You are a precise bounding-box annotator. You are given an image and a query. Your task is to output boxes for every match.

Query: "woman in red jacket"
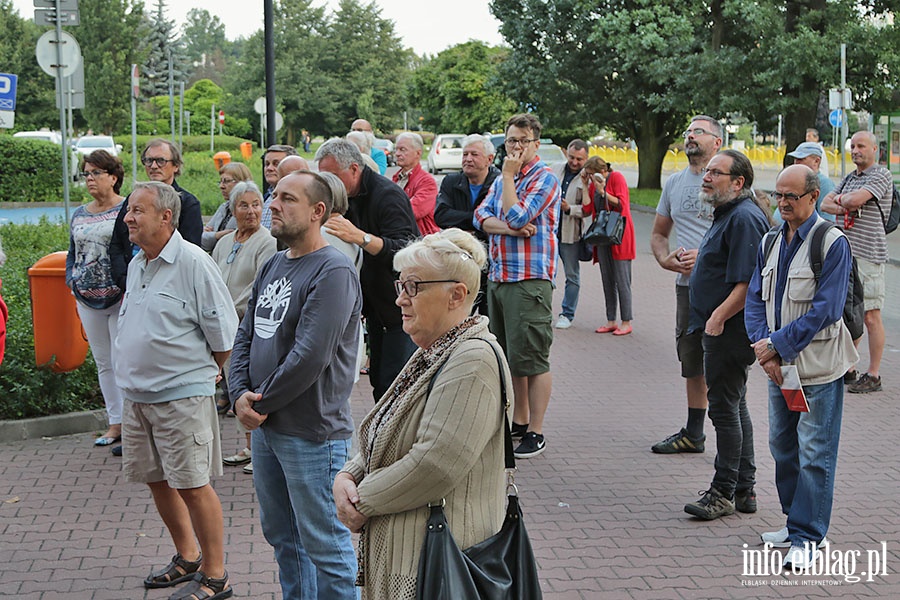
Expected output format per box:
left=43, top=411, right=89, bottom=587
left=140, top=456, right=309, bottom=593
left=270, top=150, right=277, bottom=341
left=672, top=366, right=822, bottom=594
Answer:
left=581, top=157, right=636, bottom=335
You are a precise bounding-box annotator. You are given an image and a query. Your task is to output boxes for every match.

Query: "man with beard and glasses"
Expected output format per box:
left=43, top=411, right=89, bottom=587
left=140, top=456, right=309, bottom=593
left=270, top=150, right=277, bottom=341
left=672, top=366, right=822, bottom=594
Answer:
left=683, top=149, right=770, bottom=521
left=649, top=116, right=722, bottom=455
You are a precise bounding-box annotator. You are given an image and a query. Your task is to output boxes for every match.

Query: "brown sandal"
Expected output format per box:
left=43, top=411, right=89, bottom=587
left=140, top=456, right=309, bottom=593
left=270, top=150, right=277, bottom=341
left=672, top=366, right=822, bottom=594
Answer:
left=144, top=553, right=202, bottom=588
left=168, top=571, right=233, bottom=600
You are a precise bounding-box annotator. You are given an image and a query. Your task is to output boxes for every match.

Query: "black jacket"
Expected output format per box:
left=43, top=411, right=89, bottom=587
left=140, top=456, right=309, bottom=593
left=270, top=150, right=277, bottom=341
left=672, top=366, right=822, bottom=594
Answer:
left=434, top=167, right=499, bottom=242
left=346, top=166, right=420, bottom=328
left=109, top=180, right=204, bottom=290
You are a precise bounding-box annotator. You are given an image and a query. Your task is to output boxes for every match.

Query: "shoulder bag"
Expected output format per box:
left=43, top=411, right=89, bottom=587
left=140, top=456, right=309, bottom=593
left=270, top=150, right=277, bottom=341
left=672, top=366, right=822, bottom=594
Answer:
left=582, top=186, right=625, bottom=247
left=416, top=340, right=543, bottom=600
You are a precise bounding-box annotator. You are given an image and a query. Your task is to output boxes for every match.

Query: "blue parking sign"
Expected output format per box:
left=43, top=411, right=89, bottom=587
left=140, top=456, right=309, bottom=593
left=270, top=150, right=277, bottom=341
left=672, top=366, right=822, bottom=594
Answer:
left=0, top=73, right=17, bottom=111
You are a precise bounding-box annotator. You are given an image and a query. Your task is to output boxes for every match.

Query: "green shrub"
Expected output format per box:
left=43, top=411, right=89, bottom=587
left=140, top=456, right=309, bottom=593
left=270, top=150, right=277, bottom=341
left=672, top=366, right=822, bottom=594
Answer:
left=0, top=219, right=102, bottom=420
left=0, top=136, right=66, bottom=202
left=114, top=134, right=256, bottom=155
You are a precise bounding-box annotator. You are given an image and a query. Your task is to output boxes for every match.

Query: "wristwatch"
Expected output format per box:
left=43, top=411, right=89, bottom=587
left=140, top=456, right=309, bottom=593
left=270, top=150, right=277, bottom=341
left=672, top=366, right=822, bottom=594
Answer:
left=766, top=339, right=776, bottom=354
left=359, top=233, right=372, bottom=249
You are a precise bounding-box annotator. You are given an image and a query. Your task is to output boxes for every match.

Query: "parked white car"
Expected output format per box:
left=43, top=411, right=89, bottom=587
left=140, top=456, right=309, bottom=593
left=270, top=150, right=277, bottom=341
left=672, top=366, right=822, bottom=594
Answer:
left=427, top=134, right=465, bottom=173
left=13, top=130, right=63, bottom=145
left=74, top=135, right=122, bottom=157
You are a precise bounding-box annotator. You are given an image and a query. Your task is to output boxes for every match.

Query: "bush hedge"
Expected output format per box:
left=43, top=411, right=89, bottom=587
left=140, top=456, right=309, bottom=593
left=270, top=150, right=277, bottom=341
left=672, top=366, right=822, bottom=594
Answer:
left=0, top=136, right=67, bottom=203
left=0, top=219, right=102, bottom=420
left=114, top=134, right=255, bottom=155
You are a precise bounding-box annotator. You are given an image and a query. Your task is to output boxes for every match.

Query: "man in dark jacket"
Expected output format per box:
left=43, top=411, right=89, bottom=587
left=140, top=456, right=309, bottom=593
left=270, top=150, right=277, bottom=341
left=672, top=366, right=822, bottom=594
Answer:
left=109, top=139, right=204, bottom=290
left=318, top=139, right=420, bottom=400
left=435, top=133, right=498, bottom=315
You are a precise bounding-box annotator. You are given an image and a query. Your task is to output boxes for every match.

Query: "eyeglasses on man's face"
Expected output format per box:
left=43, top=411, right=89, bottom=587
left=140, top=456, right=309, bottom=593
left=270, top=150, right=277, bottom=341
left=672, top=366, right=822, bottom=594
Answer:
left=701, top=167, right=733, bottom=178
left=81, top=169, right=107, bottom=179
left=142, top=156, right=174, bottom=167
left=504, top=137, right=539, bottom=148
left=773, top=191, right=811, bottom=203
left=219, top=178, right=237, bottom=186
left=394, top=279, right=460, bottom=298
left=683, top=127, right=716, bottom=138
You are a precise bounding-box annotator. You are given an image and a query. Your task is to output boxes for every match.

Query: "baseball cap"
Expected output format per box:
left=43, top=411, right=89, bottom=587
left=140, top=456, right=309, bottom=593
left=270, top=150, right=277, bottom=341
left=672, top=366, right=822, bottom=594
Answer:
left=787, top=142, right=824, bottom=159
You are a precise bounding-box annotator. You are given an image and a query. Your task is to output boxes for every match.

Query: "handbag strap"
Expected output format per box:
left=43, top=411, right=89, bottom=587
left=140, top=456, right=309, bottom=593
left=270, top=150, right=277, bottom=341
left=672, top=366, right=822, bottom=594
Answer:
left=425, top=337, right=515, bottom=470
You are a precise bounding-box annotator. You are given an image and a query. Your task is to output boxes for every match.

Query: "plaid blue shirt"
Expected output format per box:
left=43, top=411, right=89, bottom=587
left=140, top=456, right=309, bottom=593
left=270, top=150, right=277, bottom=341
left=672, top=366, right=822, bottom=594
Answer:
left=474, top=157, right=560, bottom=283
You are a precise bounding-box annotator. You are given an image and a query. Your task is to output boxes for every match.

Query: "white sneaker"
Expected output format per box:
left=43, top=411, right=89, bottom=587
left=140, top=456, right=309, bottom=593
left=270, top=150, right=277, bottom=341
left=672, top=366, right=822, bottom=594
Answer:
left=760, top=526, right=791, bottom=548
left=783, top=544, right=822, bottom=570
left=555, top=315, right=572, bottom=329
left=243, top=462, right=253, bottom=474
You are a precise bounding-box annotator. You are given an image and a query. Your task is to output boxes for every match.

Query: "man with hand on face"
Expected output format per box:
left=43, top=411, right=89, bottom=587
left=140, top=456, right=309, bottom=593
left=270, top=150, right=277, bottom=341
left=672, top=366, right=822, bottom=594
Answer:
left=745, top=164, right=856, bottom=570
left=683, top=150, right=770, bottom=521
left=474, top=113, right=560, bottom=459
left=229, top=170, right=361, bottom=599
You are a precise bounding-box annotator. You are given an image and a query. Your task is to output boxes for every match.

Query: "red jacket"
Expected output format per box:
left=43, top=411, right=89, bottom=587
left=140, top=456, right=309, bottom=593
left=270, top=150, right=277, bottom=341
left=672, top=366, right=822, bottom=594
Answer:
left=393, top=163, right=440, bottom=235
left=583, top=170, right=635, bottom=261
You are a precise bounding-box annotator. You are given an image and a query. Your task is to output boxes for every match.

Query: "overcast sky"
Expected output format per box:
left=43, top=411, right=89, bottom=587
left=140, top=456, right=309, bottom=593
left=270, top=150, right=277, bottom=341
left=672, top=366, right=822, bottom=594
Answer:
left=12, top=0, right=505, bottom=56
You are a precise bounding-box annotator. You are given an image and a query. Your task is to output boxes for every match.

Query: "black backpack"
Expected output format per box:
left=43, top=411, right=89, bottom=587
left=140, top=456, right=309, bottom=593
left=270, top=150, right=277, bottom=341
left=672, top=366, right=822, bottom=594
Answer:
left=870, top=184, right=900, bottom=235
left=762, top=221, right=865, bottom=340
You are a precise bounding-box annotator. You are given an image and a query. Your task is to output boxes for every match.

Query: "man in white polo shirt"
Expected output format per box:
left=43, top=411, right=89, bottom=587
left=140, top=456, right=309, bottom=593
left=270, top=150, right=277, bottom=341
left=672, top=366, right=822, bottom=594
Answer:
left=115, top=181, right=239, bottom=600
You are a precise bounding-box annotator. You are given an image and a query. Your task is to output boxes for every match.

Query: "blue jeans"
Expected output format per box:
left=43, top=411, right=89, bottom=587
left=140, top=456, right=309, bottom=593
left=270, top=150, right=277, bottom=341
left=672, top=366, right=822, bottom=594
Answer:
left=703, top=319, right=756, bottom=497
left=252, top=428, right=358, bottom=600
left=768, top=378, right=843, bottom=545
left=557, top=242, right=581, bottom=320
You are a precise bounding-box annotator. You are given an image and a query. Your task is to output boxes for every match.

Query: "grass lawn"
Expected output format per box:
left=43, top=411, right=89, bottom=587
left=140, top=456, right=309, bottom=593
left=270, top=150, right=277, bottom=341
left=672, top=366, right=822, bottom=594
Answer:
left=629, top=188, right=661, bottom=210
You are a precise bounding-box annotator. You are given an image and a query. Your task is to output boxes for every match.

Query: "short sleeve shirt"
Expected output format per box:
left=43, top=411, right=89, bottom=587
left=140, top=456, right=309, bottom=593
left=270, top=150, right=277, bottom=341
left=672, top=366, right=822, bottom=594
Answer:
left=656, top=168, right=712, bottom=286
left=835, top=164, right=892, bottom=264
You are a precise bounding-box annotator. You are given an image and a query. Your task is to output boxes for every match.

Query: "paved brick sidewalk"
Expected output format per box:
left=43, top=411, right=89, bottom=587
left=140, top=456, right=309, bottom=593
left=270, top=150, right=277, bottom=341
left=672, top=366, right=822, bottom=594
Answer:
left=2, top=210, right=898, bottom=599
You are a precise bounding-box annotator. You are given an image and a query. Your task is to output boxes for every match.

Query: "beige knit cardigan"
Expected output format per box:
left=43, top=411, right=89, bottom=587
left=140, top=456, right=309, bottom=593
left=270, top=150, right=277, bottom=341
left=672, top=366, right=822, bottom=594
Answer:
left=341, top=321, right=510, bottom=600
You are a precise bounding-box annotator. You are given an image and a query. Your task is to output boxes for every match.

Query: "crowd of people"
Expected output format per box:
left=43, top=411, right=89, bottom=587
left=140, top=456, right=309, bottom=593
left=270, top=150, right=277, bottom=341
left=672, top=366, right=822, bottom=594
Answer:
left=59, top=111, right=894, bottom=597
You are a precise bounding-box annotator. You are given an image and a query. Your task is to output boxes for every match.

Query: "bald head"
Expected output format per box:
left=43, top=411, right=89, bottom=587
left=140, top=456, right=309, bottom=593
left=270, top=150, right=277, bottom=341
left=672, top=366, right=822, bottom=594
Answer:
left=350, top=119, right=373, bottom=133
left=775, top=164, right=818, bottom=228
left=276, top=155, right=310, bottom=180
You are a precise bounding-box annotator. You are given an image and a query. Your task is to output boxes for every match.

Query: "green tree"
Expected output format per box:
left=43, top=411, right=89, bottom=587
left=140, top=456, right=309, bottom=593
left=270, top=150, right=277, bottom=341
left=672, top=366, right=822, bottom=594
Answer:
left=0, top=1, right=56, bottom=131
left=141, top=0, right=188, bottom=98
left=182, top=8, right=230, bottom=86
left=77, top=0, right=145, bottom=134
left=408, top=41, right=516, bottom=134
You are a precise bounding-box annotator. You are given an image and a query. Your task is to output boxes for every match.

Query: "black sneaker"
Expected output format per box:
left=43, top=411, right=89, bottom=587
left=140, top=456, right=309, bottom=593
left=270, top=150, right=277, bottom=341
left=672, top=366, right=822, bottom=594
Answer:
left=511, top=422, right=529, bottom=439
left=514, top=432, right=545, bottom=459
left=735, top=487, right=757, bottom=513
left=651, top=428, right=705, bottom=454
left=848, top=373, right=882, bottom=394
left=843, top=369, right=858, bottom=384
left=684, top=487, right=735, bottom=520
left=111, top=445, right=123, bottom=457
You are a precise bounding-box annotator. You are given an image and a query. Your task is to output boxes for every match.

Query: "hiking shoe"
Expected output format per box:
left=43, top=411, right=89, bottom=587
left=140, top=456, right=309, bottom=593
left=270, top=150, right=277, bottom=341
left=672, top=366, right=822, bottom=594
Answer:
left=843, top=369, right=858, bottom=384
left=849, top=373, right=882, bottom=393
left=511, top=422, right=529, bottom=439
left=684, top=487, right=735, bottom=520
left=735, top=487, right=757, bottom=513
left=651, top=428, right=705, bottom=454
left=514, top=432, right=546, bottom=458
left=760, top=526, right=791, bottom=548
left=555, top=315, right=573, bottom=329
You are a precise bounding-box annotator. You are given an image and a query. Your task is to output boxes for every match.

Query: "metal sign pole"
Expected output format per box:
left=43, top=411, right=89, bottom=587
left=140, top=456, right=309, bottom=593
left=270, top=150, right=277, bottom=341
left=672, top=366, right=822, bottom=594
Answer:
left=210, top=103, right=215, bottom=152
left=840, top=43, right=848, bottom=179
left=179, top=81, right=184, bottom=149
left=131, top=64, right=138, bottom=185
left=54, top=0, right=70, bottom=223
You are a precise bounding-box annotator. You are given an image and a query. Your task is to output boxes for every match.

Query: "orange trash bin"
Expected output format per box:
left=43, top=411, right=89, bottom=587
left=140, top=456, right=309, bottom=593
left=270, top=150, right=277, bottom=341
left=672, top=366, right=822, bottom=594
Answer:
left=240, top=142, right=253, bottom=161
left=28, top=251, right=89, bottom=372
left=213, top=151, right=232, bottom=170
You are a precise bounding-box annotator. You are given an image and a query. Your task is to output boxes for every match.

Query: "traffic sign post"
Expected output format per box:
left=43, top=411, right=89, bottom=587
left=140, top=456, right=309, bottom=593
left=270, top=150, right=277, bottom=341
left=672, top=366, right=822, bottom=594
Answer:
left=131, top=64, right=139, bottom=184
left=829, top=109, right=843, bottom=129
left=0, top=73, right=17, bottom=129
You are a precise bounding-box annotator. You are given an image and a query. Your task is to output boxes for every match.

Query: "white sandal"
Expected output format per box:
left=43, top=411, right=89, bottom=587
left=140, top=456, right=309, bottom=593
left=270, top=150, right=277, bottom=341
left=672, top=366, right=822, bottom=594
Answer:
left=223, top=448, right=251, bottom=466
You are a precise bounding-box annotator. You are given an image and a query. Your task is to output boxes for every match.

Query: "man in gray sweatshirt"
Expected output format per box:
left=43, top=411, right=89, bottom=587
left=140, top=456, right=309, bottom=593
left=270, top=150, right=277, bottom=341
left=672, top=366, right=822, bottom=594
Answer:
left=229, top=170, right=362, bottom=599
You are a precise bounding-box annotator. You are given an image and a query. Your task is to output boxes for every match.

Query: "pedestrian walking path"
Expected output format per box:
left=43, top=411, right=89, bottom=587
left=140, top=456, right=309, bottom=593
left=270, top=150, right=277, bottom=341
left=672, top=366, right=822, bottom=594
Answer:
left=1, top=211, right=898, bottom=598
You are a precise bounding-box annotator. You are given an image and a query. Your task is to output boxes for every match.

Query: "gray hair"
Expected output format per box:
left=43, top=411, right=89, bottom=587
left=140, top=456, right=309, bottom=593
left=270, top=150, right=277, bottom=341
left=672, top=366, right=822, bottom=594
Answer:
left=229, top=180, right=264, bottom=214
left=315, top=138, right=365, bottom=170
left=567, top=139, right=589, bottom=152
left=318, top=171, right=349, bottom=215
left=394, top=228, right=488, bottom=307
left=396, top=132, right=424, bottom=153
left=691, top=115, right=723, bottom=138
left=132, top=181, right=181, bottom=229
left=462, top=134, right=494, bottom=156
left=346, top=130, right=373, bottom=154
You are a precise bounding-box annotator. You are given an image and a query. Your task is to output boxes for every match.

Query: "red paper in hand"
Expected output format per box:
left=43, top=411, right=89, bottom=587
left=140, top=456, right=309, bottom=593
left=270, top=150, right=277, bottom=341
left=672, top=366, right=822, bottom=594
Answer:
left=780, top=365, right=809, bottom=412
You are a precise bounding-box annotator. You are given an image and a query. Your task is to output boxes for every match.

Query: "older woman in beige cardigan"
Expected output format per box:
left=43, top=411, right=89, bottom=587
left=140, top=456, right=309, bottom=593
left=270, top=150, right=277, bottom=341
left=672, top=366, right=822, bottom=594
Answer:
left=333, top=228, right=510, bottom=600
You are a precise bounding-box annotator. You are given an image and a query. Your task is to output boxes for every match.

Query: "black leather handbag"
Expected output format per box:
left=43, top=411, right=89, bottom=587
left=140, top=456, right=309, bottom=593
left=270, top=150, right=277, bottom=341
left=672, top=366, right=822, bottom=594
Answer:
left=583, top=190, right=625, bottom=247
left=416, top=341, right=542, bottom=600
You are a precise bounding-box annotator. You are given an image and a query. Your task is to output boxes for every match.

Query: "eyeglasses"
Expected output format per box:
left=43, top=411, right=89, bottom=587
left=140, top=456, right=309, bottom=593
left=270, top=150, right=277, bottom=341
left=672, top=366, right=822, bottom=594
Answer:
left=394, top=279, right=460, bottom=298
left=219, top=178, right=237, bottom=186
left=142, top=157, right=174, bottom=167
left=80, top=169, right=107, bottom=179
left=504, top=138, right=539, bottom=148
left=226, top=241, right=243, bottom=264
left=683, top=127, right=716, bottom=138
left=701, top=168, right=733, bottom=178
left=773, top=191, right=811, bottom=203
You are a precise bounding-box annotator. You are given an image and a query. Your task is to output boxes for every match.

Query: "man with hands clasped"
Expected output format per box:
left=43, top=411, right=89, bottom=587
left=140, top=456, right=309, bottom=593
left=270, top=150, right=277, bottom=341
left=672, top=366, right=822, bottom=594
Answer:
left=745, top=164, right=857, bottom=570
